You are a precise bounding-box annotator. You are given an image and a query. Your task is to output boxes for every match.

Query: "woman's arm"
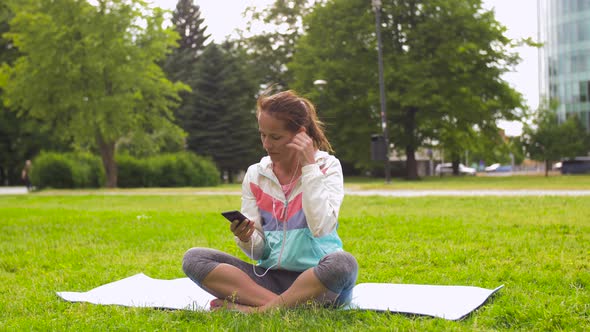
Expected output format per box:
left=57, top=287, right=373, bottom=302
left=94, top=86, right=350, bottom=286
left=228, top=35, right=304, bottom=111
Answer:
left=236, top=166, right=267, bottom=259
left=300, top=155, right=344, bottom=237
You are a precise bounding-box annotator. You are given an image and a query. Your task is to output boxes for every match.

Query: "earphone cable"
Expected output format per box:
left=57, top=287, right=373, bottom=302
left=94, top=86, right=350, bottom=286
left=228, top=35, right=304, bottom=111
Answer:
left=252, top=158, right=300, bottom=278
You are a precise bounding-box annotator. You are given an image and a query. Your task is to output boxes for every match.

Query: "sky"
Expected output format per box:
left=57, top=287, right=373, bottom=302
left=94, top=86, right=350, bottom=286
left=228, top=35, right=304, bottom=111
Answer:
left=150, top=0, right=540, bottom=136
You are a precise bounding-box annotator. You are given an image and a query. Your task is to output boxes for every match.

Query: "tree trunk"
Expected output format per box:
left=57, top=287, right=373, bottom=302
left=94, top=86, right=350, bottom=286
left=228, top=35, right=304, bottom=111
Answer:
left=545, top=160, right=550, bottom=177
left=452, top=156, right=460, bottom=176
left=404, top=107, right=419, bottom=180
left=97, top=136, right=117, bottom=188
left=406, top=145, right=418, bottom=180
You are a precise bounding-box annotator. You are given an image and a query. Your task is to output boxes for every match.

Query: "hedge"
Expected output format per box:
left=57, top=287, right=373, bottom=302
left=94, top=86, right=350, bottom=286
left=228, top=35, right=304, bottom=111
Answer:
left=116, top=152, right=220, bottom=188
left=30, top=152, right=220, bottom=189
left=30, top=152, right=105, bottom=189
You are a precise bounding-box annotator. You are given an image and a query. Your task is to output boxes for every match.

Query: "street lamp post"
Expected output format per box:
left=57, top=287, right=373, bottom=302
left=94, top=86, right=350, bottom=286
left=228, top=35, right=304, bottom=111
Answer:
left=372, top=0, right=391, bottom=183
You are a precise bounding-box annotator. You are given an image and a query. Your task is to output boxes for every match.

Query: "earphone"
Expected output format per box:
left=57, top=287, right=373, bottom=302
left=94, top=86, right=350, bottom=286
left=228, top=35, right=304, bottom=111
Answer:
left=252, top=158, right=300, bottom=278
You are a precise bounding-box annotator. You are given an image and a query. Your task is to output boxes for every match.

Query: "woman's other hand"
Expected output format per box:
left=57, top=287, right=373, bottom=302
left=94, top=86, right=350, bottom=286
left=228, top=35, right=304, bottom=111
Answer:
left=287, top=131, right=315, bottom=166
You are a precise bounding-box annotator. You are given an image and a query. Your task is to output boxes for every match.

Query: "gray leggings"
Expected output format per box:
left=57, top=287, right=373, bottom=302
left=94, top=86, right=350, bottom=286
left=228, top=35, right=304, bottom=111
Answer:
left=182, top=248, right=358, bottom=307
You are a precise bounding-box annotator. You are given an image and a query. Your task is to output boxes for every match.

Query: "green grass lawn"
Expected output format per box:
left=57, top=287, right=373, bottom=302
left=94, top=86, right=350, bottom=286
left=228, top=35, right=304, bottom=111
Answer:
left=33, top=174, right=590, bottom=196
left=345, top=173, right=590, bottom=190
left=1, top=193, right=589, bottom=330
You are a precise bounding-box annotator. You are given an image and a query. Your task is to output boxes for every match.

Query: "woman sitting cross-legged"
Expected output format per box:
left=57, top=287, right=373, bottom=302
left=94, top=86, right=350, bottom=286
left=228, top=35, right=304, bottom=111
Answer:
left=182, top=89, right=358, bottom=313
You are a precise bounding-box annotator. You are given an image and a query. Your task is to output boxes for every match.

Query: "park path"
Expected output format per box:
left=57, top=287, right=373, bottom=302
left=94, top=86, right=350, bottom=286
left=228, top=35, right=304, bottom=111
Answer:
left=0, top=187, right=28, bottom=195
left=344, top=189, right=590, bottom=197
left=1, top=186, right=590, bottom=196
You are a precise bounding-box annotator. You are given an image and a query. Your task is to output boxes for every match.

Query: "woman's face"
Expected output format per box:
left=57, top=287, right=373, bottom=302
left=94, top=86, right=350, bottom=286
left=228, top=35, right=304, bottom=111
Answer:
left=258, top=111, right=297, bottom=163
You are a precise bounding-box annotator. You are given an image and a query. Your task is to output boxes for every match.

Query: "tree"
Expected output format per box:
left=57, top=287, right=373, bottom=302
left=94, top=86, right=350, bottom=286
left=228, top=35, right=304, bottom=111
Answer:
left=238, top=0, right=317, bottom=89
left=116, top=120, right=186, bottom=158
left=162, top=0, right=210, bottom=125
left=184, top=43, right=261, bottom=182
left=290, top=0, right=525, bottom=179
left=0, top=1, right=15, bottom=66
left=169, top=0, right=209, bottom=57
left=407, top=1, right=526, bottom=177
left=0, top=1, right=21, bottom=185
left=522, top=100, right=590, bottom=176
left=0, top=0, right=188, bottom=187
left=0, top=1, right=63, bottom=185
left=468, top=131, right=523, bottom=169
left=290, top=0, right=378, bottom=173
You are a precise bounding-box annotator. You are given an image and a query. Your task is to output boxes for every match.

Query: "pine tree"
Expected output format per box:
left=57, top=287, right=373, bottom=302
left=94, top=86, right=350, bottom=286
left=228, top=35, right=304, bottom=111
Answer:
left=186, top=43, right=260, bottom=182
left=172, top=0, right=209, bottom=54
left=163, top=0, right=210, bottom=125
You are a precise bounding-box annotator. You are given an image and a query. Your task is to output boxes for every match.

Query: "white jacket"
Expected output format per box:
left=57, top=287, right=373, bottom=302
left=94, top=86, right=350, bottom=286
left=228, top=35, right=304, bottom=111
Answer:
left=237, top=151, right=345, bottom=271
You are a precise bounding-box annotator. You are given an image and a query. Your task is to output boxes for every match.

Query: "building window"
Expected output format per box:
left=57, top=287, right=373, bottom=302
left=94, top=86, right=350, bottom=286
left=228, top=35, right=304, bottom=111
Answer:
left=579, top=20, right=590, bottom=42
left=550, top=83, right=559, bottom=100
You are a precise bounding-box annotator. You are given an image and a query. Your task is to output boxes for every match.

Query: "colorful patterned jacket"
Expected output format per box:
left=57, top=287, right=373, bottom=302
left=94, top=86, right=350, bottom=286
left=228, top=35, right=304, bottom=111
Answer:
left=237, top=151, right=344, bottom=271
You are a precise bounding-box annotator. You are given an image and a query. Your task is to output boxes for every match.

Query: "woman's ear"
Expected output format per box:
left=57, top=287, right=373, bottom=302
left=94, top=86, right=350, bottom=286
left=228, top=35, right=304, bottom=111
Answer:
left=298, top=126, right=306, bottom=133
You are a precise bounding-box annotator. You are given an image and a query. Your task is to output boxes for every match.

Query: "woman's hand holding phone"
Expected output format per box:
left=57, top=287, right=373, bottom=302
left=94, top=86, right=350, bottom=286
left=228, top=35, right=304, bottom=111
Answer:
left=231, top=218, right=254, bottom=242
left=221, top=210, right=254, bottom=242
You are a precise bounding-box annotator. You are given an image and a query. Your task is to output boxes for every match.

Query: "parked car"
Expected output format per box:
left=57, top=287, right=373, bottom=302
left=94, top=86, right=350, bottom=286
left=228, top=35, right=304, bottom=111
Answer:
left=484, top=163, right=500, bottom=172
left=561, top=157, right=590, bottom=174
left=435, top=163, right=476, bottom=176
left=485, top=164, right=512, bottom=173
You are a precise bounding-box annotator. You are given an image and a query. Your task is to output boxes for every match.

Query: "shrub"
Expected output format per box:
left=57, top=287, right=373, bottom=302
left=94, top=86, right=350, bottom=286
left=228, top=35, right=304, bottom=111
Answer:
left=116, top=154, right=154, bottom=188
left=188, top=153, right=221, bottom=187
left=72, top=152, right=106, bottom=188
left=30, top=152, right=104, bottom=189
left=116, top=152, right=220, bottom=188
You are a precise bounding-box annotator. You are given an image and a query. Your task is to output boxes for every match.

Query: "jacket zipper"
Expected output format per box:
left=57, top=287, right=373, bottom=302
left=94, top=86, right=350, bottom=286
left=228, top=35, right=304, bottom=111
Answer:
left=276, top=199, right=288, bottom=269
left=262, top=165, right=297, bottom=270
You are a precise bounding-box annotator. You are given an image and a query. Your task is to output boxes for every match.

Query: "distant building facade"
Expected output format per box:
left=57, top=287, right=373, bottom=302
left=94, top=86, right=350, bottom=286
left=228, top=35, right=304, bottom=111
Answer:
left=539, top=0, right=590, bottom=131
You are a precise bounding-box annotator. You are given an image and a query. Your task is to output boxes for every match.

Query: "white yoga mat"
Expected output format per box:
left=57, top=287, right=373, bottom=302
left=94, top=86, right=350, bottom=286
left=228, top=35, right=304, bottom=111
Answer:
left=57, top=273, right=503, bottom=320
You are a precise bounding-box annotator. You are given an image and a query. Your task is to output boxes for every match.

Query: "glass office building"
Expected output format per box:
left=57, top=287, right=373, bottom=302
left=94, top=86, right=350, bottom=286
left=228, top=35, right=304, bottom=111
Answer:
left=539, top=0, right=590, bottom=131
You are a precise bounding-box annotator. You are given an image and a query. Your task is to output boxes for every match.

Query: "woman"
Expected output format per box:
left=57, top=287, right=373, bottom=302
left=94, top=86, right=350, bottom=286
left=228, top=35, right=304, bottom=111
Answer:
left=21, top=160, right=32, bottom=192
left=183, top=90, right=358, bottom=313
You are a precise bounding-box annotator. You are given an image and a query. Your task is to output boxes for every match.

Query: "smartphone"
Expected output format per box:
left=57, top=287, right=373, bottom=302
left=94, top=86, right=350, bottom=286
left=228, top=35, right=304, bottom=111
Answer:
left=221, top=210, right=248, bottom=227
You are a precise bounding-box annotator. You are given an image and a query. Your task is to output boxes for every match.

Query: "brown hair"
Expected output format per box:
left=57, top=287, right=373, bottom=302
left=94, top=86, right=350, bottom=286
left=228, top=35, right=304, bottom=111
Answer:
left=256, top=90, right=333, bottom=153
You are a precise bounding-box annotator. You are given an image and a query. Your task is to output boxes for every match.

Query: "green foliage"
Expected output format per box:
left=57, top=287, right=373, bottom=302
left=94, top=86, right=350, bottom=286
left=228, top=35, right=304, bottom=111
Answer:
left=30, top=152, right=105, bottom=189
left=0, top=0, right=189, bottom=187
left=116, top=121, right=186, bottom=158
left=0, top=2, right=47, bottom=185
left=522, top=100, right=590, bottom=169
left=0, top=1, right=17, bottom=65
left=116, top=152, right=220, bottom=188
left=162, top=2, right=260, bottom=183
left=185, top=43, right=261, bottom=182
left=239, top=0, right=313, bottom=89
left=0, top=106, right=66, bottom=185
left=162, top=0, right=210, bottom=128
left=290, top=0, right=377, bottom=172
left=403, top=0, right=525, bottom=162
left=169, top=0, right=210, bottom=58
left=116, top=154, right=151, bottom=187
left=30, top=153, right=73, bottom=189
left=290, top=0, right=526, bottom=178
